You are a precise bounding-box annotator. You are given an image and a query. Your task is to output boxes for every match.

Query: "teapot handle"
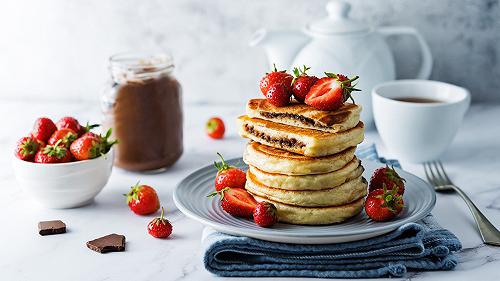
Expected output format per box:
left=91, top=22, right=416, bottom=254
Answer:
left=378, top=26, right=433, bottom=80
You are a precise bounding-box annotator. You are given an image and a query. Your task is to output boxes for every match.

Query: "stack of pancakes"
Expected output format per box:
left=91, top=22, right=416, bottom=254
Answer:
left=237, top=98, right=366, bottom=225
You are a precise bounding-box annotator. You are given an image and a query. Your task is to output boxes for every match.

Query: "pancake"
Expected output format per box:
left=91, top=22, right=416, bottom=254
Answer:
left=243, top=141, right=356, bottom=175
left=237, top=115, right=364, bottom=157
left=246, top=98, right=361, bottom=133
left=246, top=174, right=368, bottom=207
left=252, top=194, right=365, bottom=225
left=248, top=158, right=364, bottom=190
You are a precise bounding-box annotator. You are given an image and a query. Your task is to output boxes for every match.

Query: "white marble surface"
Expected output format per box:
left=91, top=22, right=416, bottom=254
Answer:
left=0, top=100, right=499, bottom=281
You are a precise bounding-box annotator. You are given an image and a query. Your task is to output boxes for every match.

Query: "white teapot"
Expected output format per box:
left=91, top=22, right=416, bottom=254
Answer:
left=250, top=0, right=432, bottom=127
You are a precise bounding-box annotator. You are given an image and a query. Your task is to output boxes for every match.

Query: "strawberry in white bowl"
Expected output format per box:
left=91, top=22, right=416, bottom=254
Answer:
left=12, top=116, right=117, bottom=208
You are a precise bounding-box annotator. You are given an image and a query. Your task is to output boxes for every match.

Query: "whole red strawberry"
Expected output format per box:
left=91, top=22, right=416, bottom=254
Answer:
left=126, top=182, right=160, bottom=215
left=70, top=135, right=102, bottom=160
left=259, top=64, right=293, bottom=96
left=291, top=65, right=319, bottom=103
left=15, top=136, right=39, bottom=161
left=208, top=187, right=257, bottom=218
left=266, top=83, right=291, bottom=107
left=253, top=201, right=278, bottom=227
left=364, top=185, right=404, bottom=222
left=56, top=117, right=84, bottom=136
left=305, top=73, right=360, bottom=111
left=48, top=128, right=78, bottom=148
left=148, top=207, right=173, bottom=238
left=369, top=165, right=405, bottom=195
left=81, top=131, right=99, bottom=139
left=214, top=153, right=246, bottom=191
left=31, top=117, right=57, bottom=142
left=34, top=140, right=72, bottom=163
left=206, top=117, right=225, bottom=139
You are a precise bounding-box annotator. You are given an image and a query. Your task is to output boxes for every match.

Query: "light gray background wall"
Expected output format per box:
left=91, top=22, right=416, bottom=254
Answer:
left=1, top=0, right=499, bottom=104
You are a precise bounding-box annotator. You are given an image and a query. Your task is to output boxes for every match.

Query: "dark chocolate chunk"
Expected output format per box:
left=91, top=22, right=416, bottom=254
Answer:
left=86, top=234, right=126, bottom=253
left=38, top=220, right=66, bottom=236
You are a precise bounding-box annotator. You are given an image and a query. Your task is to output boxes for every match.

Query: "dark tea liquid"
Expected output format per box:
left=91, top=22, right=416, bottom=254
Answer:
left=393, top=97, right=443, bottom=103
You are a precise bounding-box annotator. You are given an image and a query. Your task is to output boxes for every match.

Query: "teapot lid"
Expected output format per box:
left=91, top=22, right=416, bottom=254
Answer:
left=306, top=0, right=368, bottom=35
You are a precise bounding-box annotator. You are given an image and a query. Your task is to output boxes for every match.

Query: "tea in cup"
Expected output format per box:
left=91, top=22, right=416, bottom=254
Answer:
left=372, top=80, right=470, bottom=163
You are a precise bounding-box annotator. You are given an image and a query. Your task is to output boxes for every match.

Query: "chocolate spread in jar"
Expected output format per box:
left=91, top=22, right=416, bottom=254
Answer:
left=103, top=53, right=183, bottom=171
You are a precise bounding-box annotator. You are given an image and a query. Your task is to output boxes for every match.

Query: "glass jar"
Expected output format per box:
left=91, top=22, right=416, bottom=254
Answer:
left=101, top=52, right=183, bottom=172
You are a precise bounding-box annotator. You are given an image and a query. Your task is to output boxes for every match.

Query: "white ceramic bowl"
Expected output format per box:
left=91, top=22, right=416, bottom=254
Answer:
left=12, top=148, right=114, bottom=208
left=372, top=80, right=470, bottom=163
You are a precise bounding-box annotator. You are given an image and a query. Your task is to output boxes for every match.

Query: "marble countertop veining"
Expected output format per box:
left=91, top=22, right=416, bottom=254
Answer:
left=0, top=100, right=499, bottom=281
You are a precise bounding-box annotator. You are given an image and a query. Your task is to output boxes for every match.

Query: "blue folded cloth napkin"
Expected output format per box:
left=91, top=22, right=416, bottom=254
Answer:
left=202, top=144, right=462, bottom=278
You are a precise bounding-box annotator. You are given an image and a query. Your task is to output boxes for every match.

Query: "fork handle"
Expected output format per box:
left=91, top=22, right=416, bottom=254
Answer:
left=451, top=185, right=500, bottom=246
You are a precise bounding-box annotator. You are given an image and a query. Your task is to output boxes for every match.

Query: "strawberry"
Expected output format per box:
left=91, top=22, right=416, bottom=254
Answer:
left=369, top=165, right=406, bottom=195
left=208, top=187, right=257, bottom=218
left=34, top=140, right=72, bottom=163
left=56, top=117, right=83, bottom=136
left=15, top=136, right=39, bottom=161
left=69, top=128, right=117, bottom=161
left=31, top=117, right=57, bottom=142
left=125, top=182, right=160, bottom=215
left=259, top=64, right=293, bottom=96
left=80, top=122, right=100, bottom=137
left=291, top=65, right=319, bottom=103
left=253, top=201, right=278, bottom=227
left=214, top=153, right=246, bottom=191
left=305, top=73, right=360, bottom=111
left=148, top=207, right=173, bottom=238
left=364, top=185, right=404, bottom=222
left=206, top=117, right=225, bottom=139
left=81, top=132, right=99, bottom=138
left=266, top=83, right=291, bottom=107
left=48, top=128, right=77, bottom=148
left=69, top=135, right=102, bottom=160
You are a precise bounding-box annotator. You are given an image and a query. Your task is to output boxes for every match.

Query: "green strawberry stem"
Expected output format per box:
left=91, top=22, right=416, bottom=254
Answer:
left=207, top=187, right=229, bottom=200
left=20, top=138, right=37, bottom=157
left=100, top=128, right=118, bottom=154
left=43, top=139, right=67, bottom=159
left=125, top=181, right=141, bottom=203
left=84, top=122, right=100, bottom=133
left=160, top=206, right=165, bottom=220
left=214, top=152, right=231, bottom=172
left=385, top=164, right=406, bottom=183
left=292, top=65, right=311, bottom=85
left=378, top=183, right=404, bottom=213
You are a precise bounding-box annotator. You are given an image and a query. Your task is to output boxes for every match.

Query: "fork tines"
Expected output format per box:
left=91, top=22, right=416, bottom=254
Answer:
left=423, top=161, right=454, bottom=187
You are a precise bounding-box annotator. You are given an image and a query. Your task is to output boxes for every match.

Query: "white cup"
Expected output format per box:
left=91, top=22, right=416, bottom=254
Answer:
left=372, top=80, right=470, bottom=163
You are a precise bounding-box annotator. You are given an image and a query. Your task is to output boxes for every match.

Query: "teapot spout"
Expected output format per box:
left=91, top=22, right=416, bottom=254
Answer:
left=250, top=28, right=310, bottom=71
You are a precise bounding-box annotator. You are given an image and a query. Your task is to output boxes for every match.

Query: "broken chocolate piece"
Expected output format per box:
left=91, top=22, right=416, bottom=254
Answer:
left=38, top=220, right=66, bottom=236
left=86, top=233, right=126, bottom=253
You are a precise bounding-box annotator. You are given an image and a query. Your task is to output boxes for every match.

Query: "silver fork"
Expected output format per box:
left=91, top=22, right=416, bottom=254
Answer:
left=423, top=160, right=500, bottom=246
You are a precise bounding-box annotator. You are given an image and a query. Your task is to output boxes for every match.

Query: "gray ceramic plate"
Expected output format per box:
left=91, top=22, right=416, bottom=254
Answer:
left=173, top=158, right=436, bottom=244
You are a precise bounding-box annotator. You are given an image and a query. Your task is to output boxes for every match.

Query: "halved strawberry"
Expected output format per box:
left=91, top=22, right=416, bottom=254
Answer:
left=208, top=187, right=257, bottom=218
left=305, top=73, right=360, bottom=111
